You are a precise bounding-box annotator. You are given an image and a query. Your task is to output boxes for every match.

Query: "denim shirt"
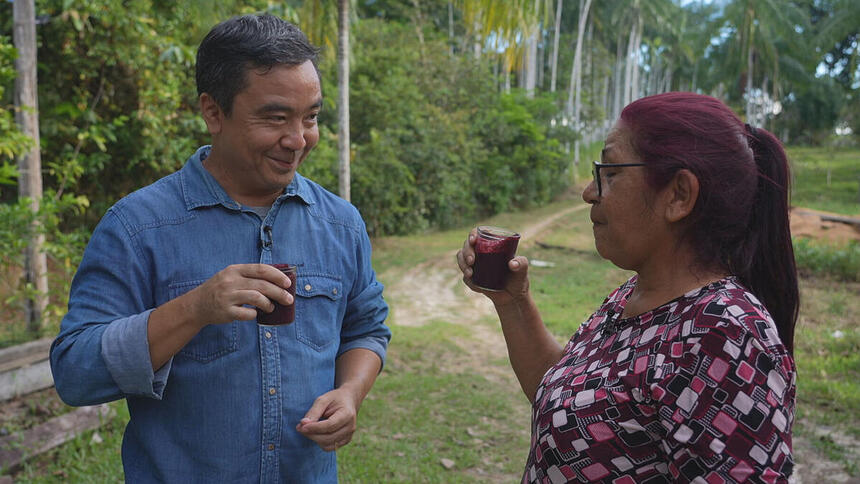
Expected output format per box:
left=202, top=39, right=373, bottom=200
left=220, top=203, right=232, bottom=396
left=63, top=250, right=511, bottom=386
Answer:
left=50, top=146, right=391, bottom=483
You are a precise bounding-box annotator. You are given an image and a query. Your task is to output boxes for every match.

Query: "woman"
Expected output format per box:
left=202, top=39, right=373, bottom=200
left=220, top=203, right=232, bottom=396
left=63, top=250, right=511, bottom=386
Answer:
left=457, top=92, right=797, bottom=483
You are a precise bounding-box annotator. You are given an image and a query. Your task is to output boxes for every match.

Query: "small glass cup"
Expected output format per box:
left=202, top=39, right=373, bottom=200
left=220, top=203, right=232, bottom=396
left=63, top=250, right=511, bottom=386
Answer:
left=257, top=264, right=297, bottom=325
left=471, top=226, right=520, bottom=291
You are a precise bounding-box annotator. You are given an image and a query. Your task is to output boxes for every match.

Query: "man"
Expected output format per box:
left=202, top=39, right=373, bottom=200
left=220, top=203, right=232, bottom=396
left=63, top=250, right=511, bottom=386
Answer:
left=50, top=14, right=390, bottom=483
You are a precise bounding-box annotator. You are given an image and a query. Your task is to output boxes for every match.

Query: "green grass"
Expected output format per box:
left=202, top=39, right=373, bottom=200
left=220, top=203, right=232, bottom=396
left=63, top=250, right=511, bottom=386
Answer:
left=793, top=238, right=860, bottom=281
left=339, top=323, right=530, bottom=483
left=787, top=146, right=860, bottom=215
left=5, top=145, right=859, bottom=481
left=11, top=402, right=128, bottom=482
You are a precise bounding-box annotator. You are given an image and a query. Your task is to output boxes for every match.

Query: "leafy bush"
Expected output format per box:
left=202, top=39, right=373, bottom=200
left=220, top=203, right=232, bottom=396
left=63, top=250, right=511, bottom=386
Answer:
left=793, top=237, right=860, bottom=282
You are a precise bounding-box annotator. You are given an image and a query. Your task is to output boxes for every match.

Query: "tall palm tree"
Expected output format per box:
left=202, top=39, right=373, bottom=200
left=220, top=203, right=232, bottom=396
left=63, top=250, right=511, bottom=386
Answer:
left=568, top=0, right=593, bottom=166
left=718, top=0, right=808, bottom=125
left=457, top=0, right=549, bottom=93
left=549, top=0, right=563, bottom=92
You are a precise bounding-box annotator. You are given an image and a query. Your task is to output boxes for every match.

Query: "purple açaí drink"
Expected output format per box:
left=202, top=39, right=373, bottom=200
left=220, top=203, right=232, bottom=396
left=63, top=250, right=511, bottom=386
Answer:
left=257, top=264, right=297, bottom=325
left=471, top=226, right=520, bottom=291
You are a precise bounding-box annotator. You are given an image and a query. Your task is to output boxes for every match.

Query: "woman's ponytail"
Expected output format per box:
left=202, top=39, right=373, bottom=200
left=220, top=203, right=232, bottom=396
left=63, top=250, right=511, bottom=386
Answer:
left=740, top=124, right=799, bottom=354
left=621, top=93, right=799, bottom=354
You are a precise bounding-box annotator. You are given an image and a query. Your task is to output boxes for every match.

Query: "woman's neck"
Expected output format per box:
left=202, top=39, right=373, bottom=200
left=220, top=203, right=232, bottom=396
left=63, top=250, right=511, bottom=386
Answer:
left=622, top=245, right=728, bottom=319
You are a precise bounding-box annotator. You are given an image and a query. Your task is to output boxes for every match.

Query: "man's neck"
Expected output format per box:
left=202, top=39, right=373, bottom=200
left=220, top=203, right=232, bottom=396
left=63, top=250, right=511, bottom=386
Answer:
left=201, top=151, right=285, bottom=207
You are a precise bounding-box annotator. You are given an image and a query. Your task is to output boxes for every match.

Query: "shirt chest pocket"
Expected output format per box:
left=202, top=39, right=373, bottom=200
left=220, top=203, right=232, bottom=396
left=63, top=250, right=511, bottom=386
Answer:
left=294, top=273, right=343, bottom=351
left=168, top=280, right=239, bottom=362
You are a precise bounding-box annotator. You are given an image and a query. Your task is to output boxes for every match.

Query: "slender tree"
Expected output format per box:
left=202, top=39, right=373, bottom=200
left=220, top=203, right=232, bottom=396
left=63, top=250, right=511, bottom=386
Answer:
left=549, top=0, right=563, bottom=92
left=568, top=0, right=593, bottom=166
left=13, top=0, right=48, bottom=333
left=337, top=0, right=350, bottom=200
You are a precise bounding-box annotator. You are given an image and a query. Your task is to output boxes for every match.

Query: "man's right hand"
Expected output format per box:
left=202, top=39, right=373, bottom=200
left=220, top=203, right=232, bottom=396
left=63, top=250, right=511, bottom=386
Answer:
left=147, top=264, right=293, bottom=370
left=186, top=264, right=294, bottom=327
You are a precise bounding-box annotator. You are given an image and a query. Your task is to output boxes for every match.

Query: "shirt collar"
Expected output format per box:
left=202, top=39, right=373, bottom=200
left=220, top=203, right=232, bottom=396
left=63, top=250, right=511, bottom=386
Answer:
left=180, top=145, right=316, bottom=211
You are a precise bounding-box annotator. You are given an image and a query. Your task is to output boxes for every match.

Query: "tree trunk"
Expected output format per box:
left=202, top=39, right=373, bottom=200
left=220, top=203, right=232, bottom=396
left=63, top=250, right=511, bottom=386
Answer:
left=745, top=44, right=754, bottom=125
left=628, top=13, right=642, bottom=102
left=505, top=58, right=512, bottom=93
left=612, top=31, right=624, bottom=120
left=448, top=1, right=454, bottom=56
left=550, top=0, right=563, bottom=92
left=337, top=0, right=350, bottom=201
left=623, top=17, right=636, bottom=107
left=524, top=31, right=538, bottom=97
left=572, top=0, right=593, bottom=166
left=473, top=20, right=482, bottom=58
left=14, top=0, right=48, bottom=333
left=525, top=0, right=542, bottom=97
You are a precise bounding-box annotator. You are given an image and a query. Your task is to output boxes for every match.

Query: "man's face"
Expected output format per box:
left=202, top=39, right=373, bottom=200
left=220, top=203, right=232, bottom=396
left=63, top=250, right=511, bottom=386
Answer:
left=204, top=60, right=322, bottom=204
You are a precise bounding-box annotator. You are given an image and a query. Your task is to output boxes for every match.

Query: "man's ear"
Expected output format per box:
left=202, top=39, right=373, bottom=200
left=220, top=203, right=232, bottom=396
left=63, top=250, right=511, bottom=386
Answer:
left=199, top=93, right=223, bottom=135
left=665, top=169, right=699, bottom=223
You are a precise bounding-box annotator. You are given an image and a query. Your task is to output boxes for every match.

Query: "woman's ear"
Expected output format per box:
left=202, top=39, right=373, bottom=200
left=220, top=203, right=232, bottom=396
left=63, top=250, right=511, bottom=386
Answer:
left=199, top=93, right=223, bottom=135
left=664, top=169, right=699, bottom=223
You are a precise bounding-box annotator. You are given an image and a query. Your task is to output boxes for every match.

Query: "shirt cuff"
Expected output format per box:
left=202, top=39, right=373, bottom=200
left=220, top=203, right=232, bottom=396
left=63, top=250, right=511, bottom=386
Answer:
left=338, top=335, right=389, bottom=371
left=101, top=309, right=172, bottom=399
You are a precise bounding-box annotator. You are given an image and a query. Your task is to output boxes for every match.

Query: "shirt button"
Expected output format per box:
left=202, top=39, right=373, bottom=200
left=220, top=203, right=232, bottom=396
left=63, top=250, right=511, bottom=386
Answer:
left=265, top=331, right=272, bottom=339
left=269, top=388, right=276, bottom=395
left=332, top=288, right=338, bottom=295
left=304, top=284, right=312, bottom=291
left=268, top=444, right=275, bottom=451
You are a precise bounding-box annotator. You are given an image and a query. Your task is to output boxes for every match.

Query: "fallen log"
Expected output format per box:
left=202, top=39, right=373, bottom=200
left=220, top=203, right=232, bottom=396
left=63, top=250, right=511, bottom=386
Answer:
left=0, top=404, right=113, bottom=473
left=0, top=338, right=54, bottom=402
left=793, top=209, right=860, bottom=228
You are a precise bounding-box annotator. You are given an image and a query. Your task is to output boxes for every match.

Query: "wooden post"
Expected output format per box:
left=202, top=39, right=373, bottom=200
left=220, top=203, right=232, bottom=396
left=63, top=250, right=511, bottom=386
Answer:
left=13, top=0, right=48, bottom=332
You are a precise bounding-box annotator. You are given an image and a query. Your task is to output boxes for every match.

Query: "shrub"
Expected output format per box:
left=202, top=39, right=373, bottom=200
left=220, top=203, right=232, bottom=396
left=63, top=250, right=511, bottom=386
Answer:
left=793, top=237, right=860, bottom=282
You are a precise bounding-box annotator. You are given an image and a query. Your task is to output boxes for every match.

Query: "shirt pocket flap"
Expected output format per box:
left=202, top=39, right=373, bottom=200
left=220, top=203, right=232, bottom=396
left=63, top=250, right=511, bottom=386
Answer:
left=295, top=274, right=343, bottom=302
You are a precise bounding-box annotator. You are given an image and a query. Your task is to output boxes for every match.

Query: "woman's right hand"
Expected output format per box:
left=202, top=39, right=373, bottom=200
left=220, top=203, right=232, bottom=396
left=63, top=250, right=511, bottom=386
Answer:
left=456, top=227, right=530, bottom=307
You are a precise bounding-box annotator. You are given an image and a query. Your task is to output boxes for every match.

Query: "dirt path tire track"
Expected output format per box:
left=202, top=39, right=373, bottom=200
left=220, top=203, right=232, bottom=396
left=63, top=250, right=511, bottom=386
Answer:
left=384, top=203, right=591, bottom=387
left=385, top=202, right=590, bottom=330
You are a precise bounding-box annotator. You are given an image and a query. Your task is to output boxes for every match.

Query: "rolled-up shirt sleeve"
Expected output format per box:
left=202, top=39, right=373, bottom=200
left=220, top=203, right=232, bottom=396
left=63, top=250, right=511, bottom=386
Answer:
left=50, top=209, right=168, bottom=406
left=337, top=219, right=391, bottom=366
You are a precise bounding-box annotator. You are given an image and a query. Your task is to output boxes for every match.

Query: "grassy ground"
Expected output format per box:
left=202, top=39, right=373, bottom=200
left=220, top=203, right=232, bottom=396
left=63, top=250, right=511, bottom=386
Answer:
left=787, top=146, right=860, bottom=216
left=4, top=145, right=859, bottom=482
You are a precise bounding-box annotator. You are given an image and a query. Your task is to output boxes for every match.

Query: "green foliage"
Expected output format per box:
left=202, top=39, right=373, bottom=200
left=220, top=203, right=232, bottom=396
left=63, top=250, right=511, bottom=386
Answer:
left=29, top=0, right=207, bottom=220
left=0, top=191, right=89, bottom=342
left=793, top=238, right=860, bottom=282
left=308, top=19, right=569, bottom=235
left=0, top=35, right=31, bottom=179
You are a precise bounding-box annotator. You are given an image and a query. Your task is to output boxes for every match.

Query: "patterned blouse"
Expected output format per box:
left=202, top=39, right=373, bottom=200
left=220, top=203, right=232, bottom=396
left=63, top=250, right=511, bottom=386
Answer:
left=524, top=276, right=795, bottom=483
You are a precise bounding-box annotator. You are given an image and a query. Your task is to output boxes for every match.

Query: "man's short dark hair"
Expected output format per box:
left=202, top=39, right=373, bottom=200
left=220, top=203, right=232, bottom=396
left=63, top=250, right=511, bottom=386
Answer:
left=196, top=14, right=320, bottom=116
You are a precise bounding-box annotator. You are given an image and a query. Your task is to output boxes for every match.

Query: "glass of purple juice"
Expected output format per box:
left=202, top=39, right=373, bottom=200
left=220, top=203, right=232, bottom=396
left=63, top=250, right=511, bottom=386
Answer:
left=471, top=226, right=520, bottom=291
left=257, top=263, right=297, bottom=325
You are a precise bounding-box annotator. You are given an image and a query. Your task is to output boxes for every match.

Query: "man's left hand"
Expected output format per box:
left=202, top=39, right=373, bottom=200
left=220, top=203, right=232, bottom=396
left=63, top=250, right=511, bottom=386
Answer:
left=296, top=387, right=359, bottom=452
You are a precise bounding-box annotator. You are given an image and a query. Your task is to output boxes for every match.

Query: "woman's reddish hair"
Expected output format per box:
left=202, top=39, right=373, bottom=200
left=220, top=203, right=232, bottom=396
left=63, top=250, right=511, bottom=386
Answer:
left=621, top=92, right=798, bottom=353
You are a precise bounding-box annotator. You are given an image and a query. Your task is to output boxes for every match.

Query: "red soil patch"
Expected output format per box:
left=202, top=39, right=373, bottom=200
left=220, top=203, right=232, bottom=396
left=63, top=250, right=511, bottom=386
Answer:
left=790, top=207, right=860, bottom=244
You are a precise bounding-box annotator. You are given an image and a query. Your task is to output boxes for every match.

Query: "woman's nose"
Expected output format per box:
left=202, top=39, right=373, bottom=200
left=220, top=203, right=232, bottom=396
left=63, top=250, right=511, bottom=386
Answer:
left=582, top=179, right=599, bottom=204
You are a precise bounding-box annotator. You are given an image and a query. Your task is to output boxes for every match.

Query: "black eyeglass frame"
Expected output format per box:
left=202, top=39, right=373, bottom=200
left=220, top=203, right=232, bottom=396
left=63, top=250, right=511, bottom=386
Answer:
left=592, top=161, right=647, bottom=197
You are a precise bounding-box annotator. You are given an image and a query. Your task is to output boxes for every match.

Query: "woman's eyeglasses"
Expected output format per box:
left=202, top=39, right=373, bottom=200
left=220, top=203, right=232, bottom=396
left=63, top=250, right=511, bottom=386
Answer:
left=592, top=161, right=646, bottom=197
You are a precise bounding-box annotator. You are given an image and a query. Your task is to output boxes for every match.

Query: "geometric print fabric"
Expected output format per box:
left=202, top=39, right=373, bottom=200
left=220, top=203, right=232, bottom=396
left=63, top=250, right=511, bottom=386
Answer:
left=523, top=276, right=796, bottom=483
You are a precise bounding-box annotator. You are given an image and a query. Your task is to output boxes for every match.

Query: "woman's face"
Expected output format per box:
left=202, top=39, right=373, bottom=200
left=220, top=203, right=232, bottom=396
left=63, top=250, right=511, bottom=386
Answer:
left=581, top=122, right=675, bottom=272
